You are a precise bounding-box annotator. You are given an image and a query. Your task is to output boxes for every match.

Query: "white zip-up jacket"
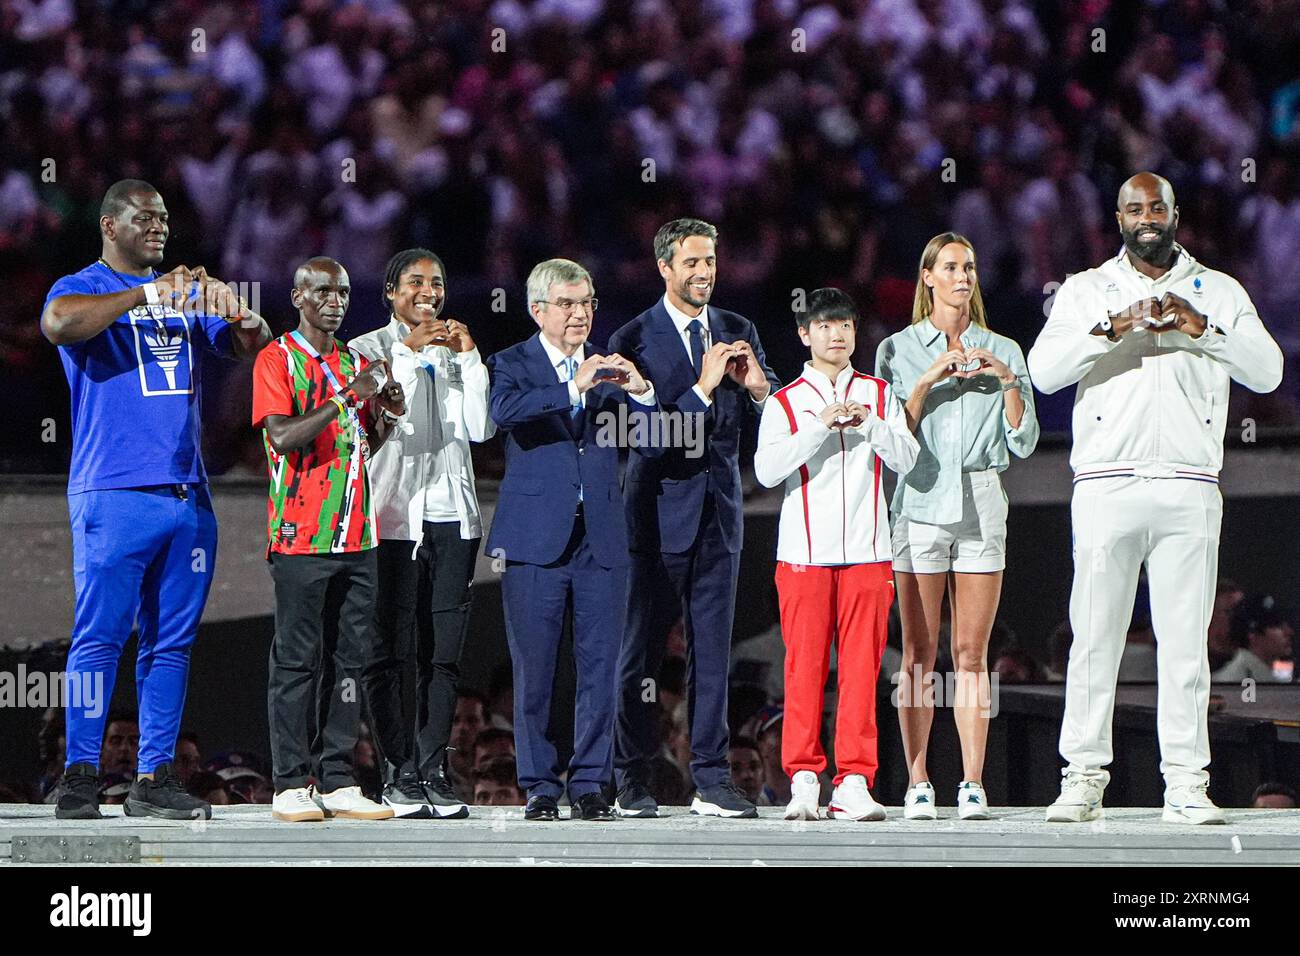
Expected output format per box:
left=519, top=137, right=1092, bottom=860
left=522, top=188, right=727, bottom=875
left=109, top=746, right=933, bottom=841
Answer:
left=1028, top=245, right=1283, bottom=482
left=351, top=317, right=496, bottom=551
left=755, top=363, right=918, bottom=565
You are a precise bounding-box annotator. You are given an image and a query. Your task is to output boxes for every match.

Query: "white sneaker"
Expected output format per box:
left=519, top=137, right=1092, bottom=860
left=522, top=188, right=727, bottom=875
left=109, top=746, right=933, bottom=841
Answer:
left=957, top=781, right=991, bottom=820
left=1163, top=782, right=1226, bottom=825
left=1045, top=771, right=1105, bottom=823
left=783, top=770, right=820, bottom=820
left=272, top=786, right=324, bottom=822
left=827, top=774, right=886, bottom=821
left=315, top=785, right=394, bottom=820
left=903, top=781, right=937, bottom=820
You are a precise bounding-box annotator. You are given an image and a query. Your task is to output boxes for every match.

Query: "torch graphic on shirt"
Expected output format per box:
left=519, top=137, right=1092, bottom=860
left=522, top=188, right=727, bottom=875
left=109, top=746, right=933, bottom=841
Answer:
left=143, top=326, right=185, bottom=390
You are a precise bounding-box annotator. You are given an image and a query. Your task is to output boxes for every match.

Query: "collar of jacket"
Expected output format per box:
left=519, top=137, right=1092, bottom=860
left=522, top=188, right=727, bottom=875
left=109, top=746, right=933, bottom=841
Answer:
left=913, top=317, right=990, bottom=351
left=1110, top=242, right=1201, bottom=283
left=799, top=361, right=859, bottom=395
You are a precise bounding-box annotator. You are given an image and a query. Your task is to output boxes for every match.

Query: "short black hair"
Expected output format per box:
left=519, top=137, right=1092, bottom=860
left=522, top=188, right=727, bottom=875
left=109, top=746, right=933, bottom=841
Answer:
left=797, top=287, right=859, bottom=330
left=382, top=247, right=446, bottom=311
left=473, top=756, right=519, bottom=787
left=1252, top=781, right=1299, bottom=804
left=105, top=710, right=138, bottom=728
left=654, top=218, right=718, bottom=265
left=100, top=179, right=159, bottom=220
left=729, top=735, right=761, bottom=754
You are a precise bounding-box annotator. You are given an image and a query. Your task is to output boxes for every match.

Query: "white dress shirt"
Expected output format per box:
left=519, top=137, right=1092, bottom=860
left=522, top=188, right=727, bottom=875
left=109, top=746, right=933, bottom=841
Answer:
left=661, top=293, right=767, bottom=407
left=536, top=332, right=656, bottom=408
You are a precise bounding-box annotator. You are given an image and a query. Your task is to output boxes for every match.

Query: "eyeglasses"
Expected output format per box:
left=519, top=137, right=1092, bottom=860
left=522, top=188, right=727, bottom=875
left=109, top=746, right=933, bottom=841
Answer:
left=537, top=297, right=598, bottom=314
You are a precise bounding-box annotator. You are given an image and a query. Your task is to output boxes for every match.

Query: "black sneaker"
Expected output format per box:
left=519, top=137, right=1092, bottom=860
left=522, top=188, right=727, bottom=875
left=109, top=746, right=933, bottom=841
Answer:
left=690, top=781, right=758, bottom=818
left=420, top=772, right=470, bottom=819
left=54, top=763, right=102, bottom=820
left=382, top=773, right=436, bottom=819
left=124, top=762, right=212, bottom=820
left=614, top=782, right=659, bottom=818
left=571, top=792, right=615, bottom=821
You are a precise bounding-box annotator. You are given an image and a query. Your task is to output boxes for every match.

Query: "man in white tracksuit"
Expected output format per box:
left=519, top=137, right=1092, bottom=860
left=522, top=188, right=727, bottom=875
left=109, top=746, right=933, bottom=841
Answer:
left=1028, top=172, right=1284, bottom=825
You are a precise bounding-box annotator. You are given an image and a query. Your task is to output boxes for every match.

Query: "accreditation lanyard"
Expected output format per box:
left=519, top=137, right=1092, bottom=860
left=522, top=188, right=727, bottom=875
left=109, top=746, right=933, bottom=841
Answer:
left=289, top=330, right=370, bottom=462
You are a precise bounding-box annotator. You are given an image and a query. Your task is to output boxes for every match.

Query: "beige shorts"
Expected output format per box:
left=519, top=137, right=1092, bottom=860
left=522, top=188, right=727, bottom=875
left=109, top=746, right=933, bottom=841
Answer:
left=892, top=470, right=1008, bottom=574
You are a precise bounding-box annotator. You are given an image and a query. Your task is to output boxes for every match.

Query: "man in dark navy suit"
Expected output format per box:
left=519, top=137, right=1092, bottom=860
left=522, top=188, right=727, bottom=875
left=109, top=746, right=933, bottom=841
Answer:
left=609, top=219, right=780, bottom=818
left=486, top=258, right=659, bottom=821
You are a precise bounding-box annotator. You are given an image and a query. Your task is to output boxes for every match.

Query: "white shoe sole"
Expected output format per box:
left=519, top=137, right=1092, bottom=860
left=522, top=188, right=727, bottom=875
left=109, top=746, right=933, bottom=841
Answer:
left=273, top=809, right=324, bottom=822
left=783, top=801, right=819, bottom=821
left=904, top=803, right=938, bottom=820
left=690, top=796, right=757, bottom=818
left=614, top=802, right=658, bottom=819
left=827, top=803, right=886, bottom=822
left=429, top=802, right=469, bottom=819
left=1045, top=804, right=1101, bottom=823
left=1162, top=805, right=1225, bottom=825
left=383, top=797, right=435, bottom=819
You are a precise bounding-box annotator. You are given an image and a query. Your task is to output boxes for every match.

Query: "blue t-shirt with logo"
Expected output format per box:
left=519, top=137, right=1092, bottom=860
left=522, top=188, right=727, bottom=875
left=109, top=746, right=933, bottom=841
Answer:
left=46, top=262, right=235, bottom=494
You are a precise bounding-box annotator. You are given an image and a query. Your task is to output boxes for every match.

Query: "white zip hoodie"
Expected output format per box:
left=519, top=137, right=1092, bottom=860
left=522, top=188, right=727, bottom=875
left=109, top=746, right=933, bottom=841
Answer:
left=1027, top=245, right=1283, bottom=482
left=755, top=363, right=918, bottom=565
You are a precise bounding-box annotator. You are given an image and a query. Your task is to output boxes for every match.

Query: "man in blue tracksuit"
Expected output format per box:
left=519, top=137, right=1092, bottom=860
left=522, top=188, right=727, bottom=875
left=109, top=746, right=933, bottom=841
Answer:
left=41, top=179, right=271, bottom=819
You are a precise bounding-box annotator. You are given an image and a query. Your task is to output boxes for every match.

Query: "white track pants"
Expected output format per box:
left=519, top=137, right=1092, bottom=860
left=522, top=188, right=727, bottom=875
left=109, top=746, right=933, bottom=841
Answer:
left=1060, top=475, right=1221, bottom=789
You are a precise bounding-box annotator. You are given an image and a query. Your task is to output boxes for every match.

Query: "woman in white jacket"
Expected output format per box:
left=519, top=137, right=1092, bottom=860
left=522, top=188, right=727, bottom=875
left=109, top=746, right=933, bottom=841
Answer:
left=875, top=232, right=1039, bottom=821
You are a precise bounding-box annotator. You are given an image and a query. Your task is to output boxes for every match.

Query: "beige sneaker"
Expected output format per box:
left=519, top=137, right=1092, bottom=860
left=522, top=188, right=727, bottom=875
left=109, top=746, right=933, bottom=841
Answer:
left=272, top=786, right=325, bottom=822
left=315, top=785, right=394, bottom=820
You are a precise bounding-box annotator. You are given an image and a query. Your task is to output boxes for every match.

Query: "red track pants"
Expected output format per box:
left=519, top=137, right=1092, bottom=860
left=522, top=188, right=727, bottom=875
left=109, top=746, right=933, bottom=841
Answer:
left=775, top=560, right=893, bottom=786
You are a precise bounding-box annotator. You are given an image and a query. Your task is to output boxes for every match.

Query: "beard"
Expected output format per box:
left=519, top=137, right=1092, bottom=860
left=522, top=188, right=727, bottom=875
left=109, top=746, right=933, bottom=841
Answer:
left=1121, top=223, right=1176, bottom=265
left=676, top=277, right=712, bottom=309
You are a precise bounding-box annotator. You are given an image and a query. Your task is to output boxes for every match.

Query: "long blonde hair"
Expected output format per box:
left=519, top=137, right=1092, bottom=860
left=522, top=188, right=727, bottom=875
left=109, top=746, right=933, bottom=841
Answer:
left=911, top=232, right=989, bottom=328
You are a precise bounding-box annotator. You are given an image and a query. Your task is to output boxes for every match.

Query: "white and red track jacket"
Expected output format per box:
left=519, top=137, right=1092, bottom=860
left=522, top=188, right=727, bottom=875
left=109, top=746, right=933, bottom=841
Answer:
left=755, top=363, right=918, bottom=566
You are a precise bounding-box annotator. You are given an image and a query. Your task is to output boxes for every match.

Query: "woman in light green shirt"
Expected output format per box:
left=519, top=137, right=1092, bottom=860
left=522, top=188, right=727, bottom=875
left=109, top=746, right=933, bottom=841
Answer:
left=875, top=232, right=1039, bottom=822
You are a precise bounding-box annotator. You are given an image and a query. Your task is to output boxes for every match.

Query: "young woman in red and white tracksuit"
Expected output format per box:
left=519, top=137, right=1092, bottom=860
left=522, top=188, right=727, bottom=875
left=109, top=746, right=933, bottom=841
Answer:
left=754, top=288, right=918, bottom=821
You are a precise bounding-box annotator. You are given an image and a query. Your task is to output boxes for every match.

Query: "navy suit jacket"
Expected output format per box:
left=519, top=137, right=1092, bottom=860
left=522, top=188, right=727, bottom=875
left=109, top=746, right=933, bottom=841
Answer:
left=608, top=300, right=780, bottom=555
left=485, top=334, right=660, bottom=569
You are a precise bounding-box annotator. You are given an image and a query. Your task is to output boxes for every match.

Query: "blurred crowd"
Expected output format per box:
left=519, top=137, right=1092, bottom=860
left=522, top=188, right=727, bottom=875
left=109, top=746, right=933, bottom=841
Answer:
left=4, top=0, right=1300, bottom=473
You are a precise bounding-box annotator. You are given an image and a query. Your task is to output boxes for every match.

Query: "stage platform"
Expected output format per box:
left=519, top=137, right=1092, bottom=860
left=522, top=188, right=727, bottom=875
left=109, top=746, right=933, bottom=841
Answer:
left=2, top=805, right=1298, bottom=866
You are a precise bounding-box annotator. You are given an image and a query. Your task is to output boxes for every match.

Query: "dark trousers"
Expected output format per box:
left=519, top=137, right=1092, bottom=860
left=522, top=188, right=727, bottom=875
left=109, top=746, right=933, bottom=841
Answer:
left=363, top=524, right=479, bottom=781
left=501, top=514, right=627, bottom=801
left=268, top=549, right=377, bottom=792
left=615, top=497, right=741, bottom=792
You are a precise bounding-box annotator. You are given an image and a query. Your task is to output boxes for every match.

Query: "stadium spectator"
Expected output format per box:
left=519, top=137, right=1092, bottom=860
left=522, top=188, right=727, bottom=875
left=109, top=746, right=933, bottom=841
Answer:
left=472, top=757, right=523, bottom=806
left=1251, top=782, right=1299, bottom=810
left=100, top=712, right=139, bottom=777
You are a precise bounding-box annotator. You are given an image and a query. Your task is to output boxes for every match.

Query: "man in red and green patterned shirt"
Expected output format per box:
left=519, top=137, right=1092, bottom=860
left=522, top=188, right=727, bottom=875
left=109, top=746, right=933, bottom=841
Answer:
left=251, top=256, right=406, bottom=822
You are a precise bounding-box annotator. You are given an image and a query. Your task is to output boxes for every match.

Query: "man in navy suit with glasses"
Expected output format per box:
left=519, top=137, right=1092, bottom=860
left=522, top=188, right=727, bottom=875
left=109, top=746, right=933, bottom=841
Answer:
left=609, top=219, right=780, bottom=818
left=486, top=257, right=659, bottom=821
